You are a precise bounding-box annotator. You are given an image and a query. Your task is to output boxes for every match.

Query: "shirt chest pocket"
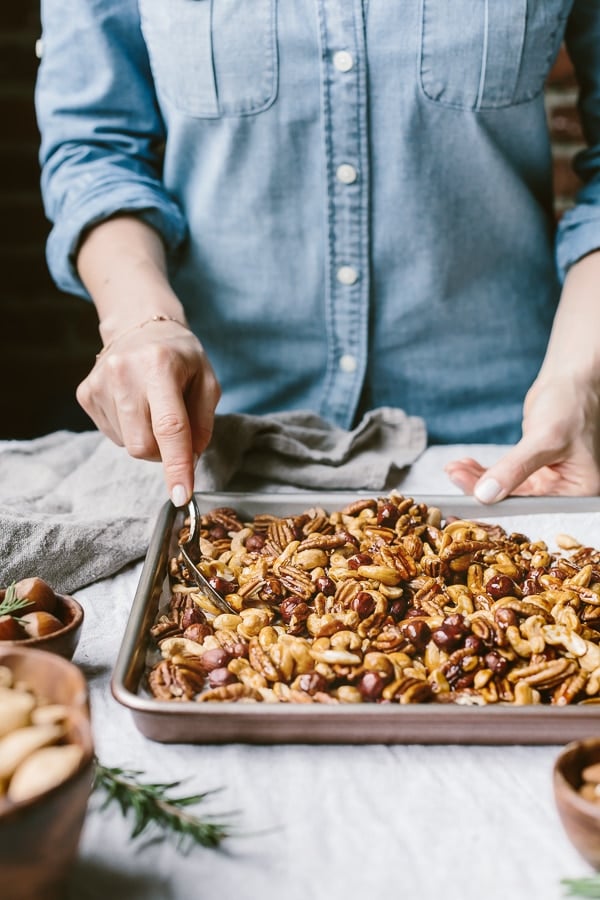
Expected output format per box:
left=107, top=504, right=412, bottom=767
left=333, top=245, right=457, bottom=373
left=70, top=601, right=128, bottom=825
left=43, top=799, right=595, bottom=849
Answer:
left=138, top=0, right=278, bottom=117
left=419, top=0, right=571, bottom=111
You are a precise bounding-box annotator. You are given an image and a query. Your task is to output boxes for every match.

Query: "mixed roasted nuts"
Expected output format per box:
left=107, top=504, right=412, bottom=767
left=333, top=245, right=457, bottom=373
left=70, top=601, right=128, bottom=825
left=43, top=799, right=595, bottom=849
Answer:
left=146, top=494, right=600, bottom=706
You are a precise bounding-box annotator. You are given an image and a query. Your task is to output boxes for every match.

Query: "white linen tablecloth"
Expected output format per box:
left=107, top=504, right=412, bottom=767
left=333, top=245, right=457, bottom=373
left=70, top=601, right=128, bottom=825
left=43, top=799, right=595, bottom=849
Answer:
left=62, top=444, right=594, bottom=900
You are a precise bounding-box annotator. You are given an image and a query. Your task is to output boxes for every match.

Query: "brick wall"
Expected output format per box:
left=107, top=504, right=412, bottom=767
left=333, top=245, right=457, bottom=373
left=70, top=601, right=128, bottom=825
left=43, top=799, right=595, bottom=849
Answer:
left=0, top=8, right=585, bottom=440
left=0, top=3, right=98, bottom=439
left=546, top=44, right=583, bottom=216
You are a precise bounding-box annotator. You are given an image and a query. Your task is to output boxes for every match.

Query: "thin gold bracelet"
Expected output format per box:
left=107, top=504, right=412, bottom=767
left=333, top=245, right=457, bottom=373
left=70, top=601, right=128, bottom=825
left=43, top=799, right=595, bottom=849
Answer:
left=96, top=314, right=189, bottom=360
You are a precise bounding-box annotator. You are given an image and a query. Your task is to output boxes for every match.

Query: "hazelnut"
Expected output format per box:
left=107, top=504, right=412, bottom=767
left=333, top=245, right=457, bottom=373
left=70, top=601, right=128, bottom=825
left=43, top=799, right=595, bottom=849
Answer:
left=431, top=628, right=462, bottom=652
left=0, top=615, right=26, bottom=641
left=208, top=576, right=238, bottom=596
left=485, top=574, right=516, bottom=601
left=13, top=577, right=58, bottom=614
left=388, top=598, right=408, bottom=622
left=494, top=607, right=518, bottom=629
left=228, top=641, right=249, bottom=659
left=208, top=668, right=237, bottom=688
left=200, top=648, right=232, bottom=671
left=351, top=591, right=376, bottom=620
left=19, top=611, right=64, bottom=638
left=358, top=671, right=386, bottom=701
left=377, top=501, right=400, bottom=527
left=400, top=619, right=431, bottom=650
left=464, top=634, right=484, bottom=655
left=245, top=533, right=265, bottom=552
left=279, top=597, right=310, bottom=626
left=521, top=577, right=541, bottom=596
left=484, top=650, right=509, bottom=676
left=432, top=614, right=469, bottom=651
left=315, top=576, right=336, bottom=597
left=347, top=553, right=373, bottom=570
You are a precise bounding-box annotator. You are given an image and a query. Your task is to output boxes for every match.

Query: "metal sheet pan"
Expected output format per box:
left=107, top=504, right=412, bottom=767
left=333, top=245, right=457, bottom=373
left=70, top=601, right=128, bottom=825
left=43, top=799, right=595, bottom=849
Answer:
left=111, top=492, right=600, bottom=744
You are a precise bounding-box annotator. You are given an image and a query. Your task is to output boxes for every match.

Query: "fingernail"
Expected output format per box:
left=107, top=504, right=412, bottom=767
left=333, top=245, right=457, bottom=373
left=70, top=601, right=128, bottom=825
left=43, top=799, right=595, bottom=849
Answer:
left=171, top=484, right=188, bottom=507
left=474, top=477, right=505, bottom=504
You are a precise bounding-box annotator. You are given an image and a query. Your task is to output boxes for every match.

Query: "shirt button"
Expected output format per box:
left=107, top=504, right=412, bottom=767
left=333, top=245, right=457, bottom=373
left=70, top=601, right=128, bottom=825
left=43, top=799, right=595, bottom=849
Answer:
left=337, top=266, right=359, bottom=286
left=333, top=50, right=354, bottom=72
left=339, top=354, right=358, bottom=374
left=336, top=164, right=358, bottom=184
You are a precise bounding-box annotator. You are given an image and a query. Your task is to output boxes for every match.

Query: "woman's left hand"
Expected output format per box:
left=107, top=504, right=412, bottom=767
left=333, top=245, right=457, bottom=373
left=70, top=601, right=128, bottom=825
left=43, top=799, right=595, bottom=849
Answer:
left=444, top=373, right=600, bottom=502
left=446, top=250, right=600, bottom=503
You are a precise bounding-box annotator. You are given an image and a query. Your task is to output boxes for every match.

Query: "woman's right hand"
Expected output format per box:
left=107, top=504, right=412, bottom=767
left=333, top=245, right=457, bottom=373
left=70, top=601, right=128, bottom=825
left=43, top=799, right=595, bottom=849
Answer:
left=76, top=317, right=221, bottom=507
left=75, top=215, right=221, bottom=507
left=77, top=320, right=220, bottom=506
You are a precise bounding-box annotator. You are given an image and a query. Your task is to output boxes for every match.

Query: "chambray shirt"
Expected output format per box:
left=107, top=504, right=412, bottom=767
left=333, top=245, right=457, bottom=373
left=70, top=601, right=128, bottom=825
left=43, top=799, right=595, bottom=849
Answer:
left=36, top=0, right=600, bottom=443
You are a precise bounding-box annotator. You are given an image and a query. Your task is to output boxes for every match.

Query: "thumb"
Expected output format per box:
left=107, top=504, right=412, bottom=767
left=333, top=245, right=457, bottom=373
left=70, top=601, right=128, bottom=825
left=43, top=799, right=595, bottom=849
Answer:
left=473, top=437, right=556, bottom=503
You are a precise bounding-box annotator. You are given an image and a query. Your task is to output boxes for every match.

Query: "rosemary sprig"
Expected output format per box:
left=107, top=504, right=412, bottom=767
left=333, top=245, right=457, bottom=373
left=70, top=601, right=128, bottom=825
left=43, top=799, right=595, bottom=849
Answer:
left=93, top=760, right=233, bottom=851
left=0, top=583, right=33, bottom=618
left=562, top=876, right=600, bottom=897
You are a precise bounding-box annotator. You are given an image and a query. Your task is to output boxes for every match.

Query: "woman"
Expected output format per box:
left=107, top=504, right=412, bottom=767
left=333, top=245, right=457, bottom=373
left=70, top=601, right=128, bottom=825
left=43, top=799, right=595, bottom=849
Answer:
left=35, top=1, right=600, bottom=506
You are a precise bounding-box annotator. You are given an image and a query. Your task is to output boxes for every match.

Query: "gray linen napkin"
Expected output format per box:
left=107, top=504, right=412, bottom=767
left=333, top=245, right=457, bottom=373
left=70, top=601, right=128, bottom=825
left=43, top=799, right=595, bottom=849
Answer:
left=0, top=407, right=426, bottom=593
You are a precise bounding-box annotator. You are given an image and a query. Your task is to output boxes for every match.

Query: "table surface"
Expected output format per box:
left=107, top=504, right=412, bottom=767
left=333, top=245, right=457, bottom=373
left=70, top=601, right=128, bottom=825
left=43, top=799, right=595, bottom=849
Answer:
left=65, top=444, right=594, bottom=900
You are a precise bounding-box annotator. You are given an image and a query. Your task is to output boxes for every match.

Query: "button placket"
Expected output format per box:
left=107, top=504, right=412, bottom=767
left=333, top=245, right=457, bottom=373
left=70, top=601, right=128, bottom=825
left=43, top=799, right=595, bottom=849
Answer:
left=317, top=0, right=370, bottom=427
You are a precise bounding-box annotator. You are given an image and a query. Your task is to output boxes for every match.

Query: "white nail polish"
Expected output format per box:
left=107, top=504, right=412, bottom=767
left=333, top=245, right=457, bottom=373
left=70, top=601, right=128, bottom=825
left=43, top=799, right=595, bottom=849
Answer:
left=474, top=477, right=505, bottom=504
left=171, top=484, right=188, bottom=507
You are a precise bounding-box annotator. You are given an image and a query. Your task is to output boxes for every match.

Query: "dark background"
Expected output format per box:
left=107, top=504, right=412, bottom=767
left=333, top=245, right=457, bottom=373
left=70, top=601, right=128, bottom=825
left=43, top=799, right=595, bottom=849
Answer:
left=0, top=3, right=98, bottom=439
left=0, top=5, right=585, bottom=440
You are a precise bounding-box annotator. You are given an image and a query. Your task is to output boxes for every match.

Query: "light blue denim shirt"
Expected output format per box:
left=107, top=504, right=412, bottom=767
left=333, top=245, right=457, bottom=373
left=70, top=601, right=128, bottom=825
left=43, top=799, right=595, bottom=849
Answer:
left=35, top=0, right=600, bottom=443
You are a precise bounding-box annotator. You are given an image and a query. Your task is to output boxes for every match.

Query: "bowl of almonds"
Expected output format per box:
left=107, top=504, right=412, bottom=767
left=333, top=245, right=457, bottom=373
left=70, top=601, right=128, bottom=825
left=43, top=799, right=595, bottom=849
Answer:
left=0, top=646, right=94, bottom=900
left=554, top=739, right=600, bottom=869
left=0, top=576, right=84, bottom=659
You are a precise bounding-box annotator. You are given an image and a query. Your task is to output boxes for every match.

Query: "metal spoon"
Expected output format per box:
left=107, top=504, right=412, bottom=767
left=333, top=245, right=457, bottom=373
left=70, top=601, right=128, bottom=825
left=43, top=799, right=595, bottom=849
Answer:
left=177, top=496, right=238, bottom=615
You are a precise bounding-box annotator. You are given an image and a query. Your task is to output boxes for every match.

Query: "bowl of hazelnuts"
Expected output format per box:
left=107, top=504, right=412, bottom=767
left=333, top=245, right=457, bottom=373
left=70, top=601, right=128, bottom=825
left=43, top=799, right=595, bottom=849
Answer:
left=0, top=577, right=83, bottom=660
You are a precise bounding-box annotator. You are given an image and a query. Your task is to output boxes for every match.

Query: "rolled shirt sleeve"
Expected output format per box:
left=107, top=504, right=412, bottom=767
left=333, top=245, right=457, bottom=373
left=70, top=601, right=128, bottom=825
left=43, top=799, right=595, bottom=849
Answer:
left=555, top=0, right=600, bottom=280
left=35, top=0, right=187, bottom=298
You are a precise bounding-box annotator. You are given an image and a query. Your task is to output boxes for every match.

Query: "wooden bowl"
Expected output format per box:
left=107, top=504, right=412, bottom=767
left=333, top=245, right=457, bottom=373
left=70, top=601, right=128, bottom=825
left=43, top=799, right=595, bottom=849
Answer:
left=0, top=593, right=84, bottom=659
left=554, top=739, right=600, bottom=869
left=0, top=646, right=94, bottom=900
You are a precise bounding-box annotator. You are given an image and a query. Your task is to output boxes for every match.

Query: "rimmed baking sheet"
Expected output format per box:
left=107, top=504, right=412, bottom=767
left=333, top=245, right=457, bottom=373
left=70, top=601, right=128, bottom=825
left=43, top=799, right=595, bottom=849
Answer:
left=111, top=492, right=600, bottom=744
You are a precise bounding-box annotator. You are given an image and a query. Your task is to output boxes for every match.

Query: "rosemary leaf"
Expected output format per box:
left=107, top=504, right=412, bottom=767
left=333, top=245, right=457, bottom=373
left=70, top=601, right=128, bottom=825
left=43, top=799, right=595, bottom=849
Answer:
left=562, top=876, right=600, bottom=897
left=93, top=761, right=232, bottom=851
left=0, top=583, right=33, bottom=618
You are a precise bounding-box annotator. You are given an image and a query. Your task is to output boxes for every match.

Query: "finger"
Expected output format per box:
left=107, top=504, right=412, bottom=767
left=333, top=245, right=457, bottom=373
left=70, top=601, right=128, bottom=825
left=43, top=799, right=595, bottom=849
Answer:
left=186, top=369, right=220, bottom=457
left=472, top=438, right=561, bottom=504
left=76, top=375, right=124, bottom=447
left=445, top=457, right=481, bottom=469
left=444, top=459, right=486, bottom=494
left=147, top=382, right=195, bottom=507
left=106, top=360, right=161, bottom=461
left=114, top=394, right=161, bottom=462
left=94, top=351, right=163, bottom=460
